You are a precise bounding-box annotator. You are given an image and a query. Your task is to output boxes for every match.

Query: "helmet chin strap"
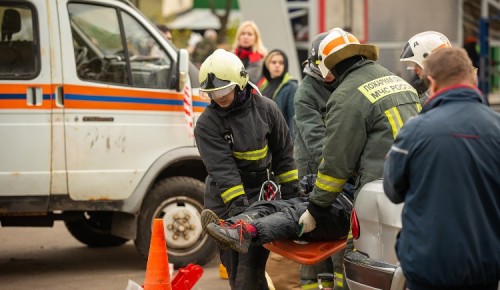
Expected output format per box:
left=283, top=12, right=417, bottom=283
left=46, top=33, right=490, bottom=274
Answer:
left=247, top=81, right=263, bottom=96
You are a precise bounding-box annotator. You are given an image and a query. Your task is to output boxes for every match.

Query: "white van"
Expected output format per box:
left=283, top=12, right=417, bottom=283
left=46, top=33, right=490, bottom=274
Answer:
left=0, top=0, right=214, bottom=267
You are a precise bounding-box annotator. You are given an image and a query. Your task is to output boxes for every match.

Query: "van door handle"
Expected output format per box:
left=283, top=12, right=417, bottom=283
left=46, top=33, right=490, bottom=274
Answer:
left=55, top=86, right=64, bottom=107
left=26, top=87, right=43, bottom=106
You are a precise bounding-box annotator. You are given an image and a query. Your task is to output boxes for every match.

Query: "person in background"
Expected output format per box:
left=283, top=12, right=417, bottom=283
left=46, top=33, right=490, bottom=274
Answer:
left=399, top=31, right=451, bottom=105
left=384, top=47, right=500, bottom=290
left=156, top=24, right=172, bottom=41
left=293, top=31, right=351, bottom=290
left=258, top=49, right=297, bottom=140
left=195, top=49, right=299, bottom=290
left=192, top=29, right=218, bottom=69
left=233, top=21, right=267, bottom=84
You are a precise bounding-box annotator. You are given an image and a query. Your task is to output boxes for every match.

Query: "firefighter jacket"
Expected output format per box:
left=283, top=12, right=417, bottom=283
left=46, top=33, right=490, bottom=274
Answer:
left=384, top=85, right=500, bottom=289
left=195, top=87, right=298, bottom=217
left=293, top=74, right=334, bottom=178
left=308, top=59, right=420, bottom=210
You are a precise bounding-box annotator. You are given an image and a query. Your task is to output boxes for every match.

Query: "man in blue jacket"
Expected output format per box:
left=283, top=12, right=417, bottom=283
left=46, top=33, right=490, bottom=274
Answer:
left=384, top=47, right=500, bottom=290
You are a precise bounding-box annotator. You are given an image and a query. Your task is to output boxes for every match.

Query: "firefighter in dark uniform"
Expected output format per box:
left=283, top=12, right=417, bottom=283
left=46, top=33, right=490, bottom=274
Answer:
left=297, top=29, right=420, bottom=288
left=194, top=49, right=299, bottom=290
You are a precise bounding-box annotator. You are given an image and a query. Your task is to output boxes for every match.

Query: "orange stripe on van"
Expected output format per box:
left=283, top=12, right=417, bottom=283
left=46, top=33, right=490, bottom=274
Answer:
left=65, top=100, right=184, bottom=111
left=64, top=84, right=183, bottom=100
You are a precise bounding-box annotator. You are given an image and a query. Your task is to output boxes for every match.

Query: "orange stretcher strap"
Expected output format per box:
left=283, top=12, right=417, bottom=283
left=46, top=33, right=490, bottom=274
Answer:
left=263, top=239, right=346, bottom=265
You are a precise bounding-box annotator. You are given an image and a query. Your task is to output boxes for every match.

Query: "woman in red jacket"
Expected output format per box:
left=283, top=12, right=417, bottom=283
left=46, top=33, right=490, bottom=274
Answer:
left=232, top=21, right=267, bottom=84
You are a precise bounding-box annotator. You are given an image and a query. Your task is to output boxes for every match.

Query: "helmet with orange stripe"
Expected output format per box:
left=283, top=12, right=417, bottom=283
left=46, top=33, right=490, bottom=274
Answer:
left=317, top=27, right=378, bottom=78
left=400, top=31, right=451, bottom=70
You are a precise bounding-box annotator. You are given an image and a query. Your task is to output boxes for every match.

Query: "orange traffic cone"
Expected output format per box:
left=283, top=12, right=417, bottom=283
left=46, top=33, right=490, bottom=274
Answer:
left=143, top=218, right=172, bottom=290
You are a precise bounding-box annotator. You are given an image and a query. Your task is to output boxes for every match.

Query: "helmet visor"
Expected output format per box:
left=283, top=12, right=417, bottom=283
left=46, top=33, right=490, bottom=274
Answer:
left=400, top=42, right=416, bottom=70
left=200, top=84, right=236, bottom=101
left=400, top=42, right=414, bottom=60
left=200, top=72, right=231, bottom=91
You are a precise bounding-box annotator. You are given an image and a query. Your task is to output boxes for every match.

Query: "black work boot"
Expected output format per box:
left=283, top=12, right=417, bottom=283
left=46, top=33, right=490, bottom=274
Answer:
left=201, top=209, right=229, bottom=250
left=206, top=220, right=252, bottom=254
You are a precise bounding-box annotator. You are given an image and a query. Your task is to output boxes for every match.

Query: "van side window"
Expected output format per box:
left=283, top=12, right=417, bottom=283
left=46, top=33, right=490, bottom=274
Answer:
left=68, top=3, right=173, bottom=89
left=0, top=4, right=38, bottom=79
left=121, top=12, right=172, bottom=88
left=69, top=3, right=129, bottom=85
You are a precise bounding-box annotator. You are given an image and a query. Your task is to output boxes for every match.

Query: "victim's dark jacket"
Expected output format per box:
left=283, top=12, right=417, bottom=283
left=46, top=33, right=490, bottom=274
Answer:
left=195, top=87, right=298, bottom=219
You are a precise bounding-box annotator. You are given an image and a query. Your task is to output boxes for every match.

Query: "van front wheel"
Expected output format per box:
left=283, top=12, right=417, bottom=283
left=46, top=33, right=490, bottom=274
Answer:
left=135, top=176, right=216, bottom=268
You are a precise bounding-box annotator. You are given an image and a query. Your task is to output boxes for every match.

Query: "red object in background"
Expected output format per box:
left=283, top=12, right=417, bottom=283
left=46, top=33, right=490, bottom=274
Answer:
left=171, top=263, right=204, bottom=290
left=351, top=208, right=360, bottom=240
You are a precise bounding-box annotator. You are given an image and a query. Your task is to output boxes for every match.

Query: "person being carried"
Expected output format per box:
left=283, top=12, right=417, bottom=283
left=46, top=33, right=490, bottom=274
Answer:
left=201, top=187, right=353, bottom=254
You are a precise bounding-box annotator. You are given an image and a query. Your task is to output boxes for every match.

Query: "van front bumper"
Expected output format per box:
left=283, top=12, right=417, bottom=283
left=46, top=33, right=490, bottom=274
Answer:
left=344, top=250, right=406, bottom=290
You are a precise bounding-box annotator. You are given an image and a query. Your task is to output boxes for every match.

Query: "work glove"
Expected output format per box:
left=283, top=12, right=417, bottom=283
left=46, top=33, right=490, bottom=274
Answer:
left=280, top=181, right=300, bottom=200
left=298, top=209, right=316, bottom=236
left=226, top=195, right=249, bottom=217
left=299, top=174, right=317, bottom=196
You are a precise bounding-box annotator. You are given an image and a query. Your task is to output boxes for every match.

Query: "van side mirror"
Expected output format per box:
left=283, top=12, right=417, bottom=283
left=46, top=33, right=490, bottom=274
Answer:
left=178, top=48, right=189, bottom=91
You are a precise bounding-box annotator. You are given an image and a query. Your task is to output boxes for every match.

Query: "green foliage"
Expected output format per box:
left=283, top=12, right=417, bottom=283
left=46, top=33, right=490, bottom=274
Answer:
left=193, top=0, right=239, bottom=9
left=225, top=18, right=240, bottom=48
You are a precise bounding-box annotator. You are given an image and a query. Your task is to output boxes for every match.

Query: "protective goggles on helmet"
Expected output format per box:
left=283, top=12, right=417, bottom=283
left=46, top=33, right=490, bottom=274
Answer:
left=200, top=84, right=237, bottom=101
left=200, top=72, right=231, bottom=90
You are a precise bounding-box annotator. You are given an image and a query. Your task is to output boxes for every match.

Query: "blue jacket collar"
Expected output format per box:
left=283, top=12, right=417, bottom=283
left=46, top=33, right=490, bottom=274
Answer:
left=422, top=84, right=484, bottom=113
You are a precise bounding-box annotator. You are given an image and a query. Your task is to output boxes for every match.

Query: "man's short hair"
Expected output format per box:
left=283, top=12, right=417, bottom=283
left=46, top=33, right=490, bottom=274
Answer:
left=423, top=47, right=475, bottom=87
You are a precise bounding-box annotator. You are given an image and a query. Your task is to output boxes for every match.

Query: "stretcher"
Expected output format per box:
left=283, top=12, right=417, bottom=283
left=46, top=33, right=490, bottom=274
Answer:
left=259, top=180, right=347, bottom=265
left=263, top=239, right=346, bottom=265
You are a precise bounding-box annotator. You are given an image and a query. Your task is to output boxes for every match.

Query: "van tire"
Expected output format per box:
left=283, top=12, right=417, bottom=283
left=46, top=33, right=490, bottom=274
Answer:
left=65, top=212, right=129, bottom=247
left=135, top=176, right=216, bottom=268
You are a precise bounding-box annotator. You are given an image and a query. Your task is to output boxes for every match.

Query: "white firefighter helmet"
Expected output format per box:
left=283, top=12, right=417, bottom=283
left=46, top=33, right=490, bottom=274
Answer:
left=318, top=27, right=378, bottom=78
left=199, top=49, right=249, bottom=99
left=400, top=31, right=452, bottom=70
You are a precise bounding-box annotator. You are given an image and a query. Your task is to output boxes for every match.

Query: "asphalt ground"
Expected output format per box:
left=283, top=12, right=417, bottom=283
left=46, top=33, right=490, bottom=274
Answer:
left=0, top=222, right=230, bottom=290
